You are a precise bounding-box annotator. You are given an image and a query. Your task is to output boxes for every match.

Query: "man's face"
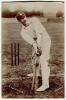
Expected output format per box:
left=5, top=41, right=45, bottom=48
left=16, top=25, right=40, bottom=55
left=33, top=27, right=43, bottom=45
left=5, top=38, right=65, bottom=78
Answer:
left=21, top=16, right=28, bottom=26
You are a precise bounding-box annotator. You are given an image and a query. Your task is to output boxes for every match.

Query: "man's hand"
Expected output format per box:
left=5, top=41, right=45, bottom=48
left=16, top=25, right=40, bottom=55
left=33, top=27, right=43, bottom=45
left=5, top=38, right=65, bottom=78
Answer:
left=36, top=46, right=42, bottom=56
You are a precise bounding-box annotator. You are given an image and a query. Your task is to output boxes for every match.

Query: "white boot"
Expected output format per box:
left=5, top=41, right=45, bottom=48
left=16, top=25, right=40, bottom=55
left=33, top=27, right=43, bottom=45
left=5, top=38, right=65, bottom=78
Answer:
left=36, top=83, right=49, bottom=91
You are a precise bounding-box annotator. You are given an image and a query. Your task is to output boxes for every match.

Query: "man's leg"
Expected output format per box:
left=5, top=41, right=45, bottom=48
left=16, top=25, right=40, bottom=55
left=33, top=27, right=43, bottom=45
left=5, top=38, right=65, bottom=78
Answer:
left=32, top=54, right=41, bottom=90
left=27, top=48, right=41, bottom=77
left=36, top=59, right=50, bottom=91
left=36, top=40, right=51, bottom=91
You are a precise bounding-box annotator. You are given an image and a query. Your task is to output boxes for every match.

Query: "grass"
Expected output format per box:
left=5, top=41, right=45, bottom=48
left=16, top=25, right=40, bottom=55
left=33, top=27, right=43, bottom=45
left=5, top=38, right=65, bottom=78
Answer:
left=2, top=17, right=64, bottom=98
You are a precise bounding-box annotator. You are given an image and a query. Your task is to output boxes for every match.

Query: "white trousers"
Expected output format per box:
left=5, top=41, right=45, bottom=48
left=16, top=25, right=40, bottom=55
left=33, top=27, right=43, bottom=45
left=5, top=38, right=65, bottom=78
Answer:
left=32, top=38, right=51, bottom=86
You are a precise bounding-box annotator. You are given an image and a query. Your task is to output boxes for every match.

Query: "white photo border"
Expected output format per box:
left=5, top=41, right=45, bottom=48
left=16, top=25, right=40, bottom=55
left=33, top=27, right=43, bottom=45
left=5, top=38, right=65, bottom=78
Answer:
left=0, top=0, right=65, bottom=100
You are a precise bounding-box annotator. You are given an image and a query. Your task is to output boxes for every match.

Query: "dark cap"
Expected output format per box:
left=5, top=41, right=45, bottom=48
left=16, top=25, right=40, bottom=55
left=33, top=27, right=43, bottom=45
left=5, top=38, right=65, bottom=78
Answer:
left=16, top=12, right=26, bottom=21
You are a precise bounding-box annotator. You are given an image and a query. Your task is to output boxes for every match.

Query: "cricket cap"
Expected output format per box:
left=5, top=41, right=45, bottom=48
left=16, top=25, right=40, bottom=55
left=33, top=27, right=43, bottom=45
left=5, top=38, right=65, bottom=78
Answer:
left=16, top=12, right=26, bottom=21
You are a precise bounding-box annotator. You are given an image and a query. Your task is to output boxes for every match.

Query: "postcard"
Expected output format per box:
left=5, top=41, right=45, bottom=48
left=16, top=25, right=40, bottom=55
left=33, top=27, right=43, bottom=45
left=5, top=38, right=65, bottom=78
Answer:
left=1, top=0, right=64, bottom=98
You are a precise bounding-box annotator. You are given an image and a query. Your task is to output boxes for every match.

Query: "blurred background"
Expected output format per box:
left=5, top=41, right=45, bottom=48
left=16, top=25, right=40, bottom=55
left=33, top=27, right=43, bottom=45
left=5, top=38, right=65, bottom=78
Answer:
left=2, top=2, right=64, bottom=19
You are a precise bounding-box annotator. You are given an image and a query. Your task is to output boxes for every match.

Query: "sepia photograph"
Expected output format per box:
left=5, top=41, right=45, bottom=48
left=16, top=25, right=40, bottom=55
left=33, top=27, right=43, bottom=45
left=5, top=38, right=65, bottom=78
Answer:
left=2, top=0, right=64, bottom=98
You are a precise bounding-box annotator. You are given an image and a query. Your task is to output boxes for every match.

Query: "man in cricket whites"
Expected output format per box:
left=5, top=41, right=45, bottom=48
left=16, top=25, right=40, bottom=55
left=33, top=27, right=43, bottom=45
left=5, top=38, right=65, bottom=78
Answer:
left=16, top=12, right=51, bottom=91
